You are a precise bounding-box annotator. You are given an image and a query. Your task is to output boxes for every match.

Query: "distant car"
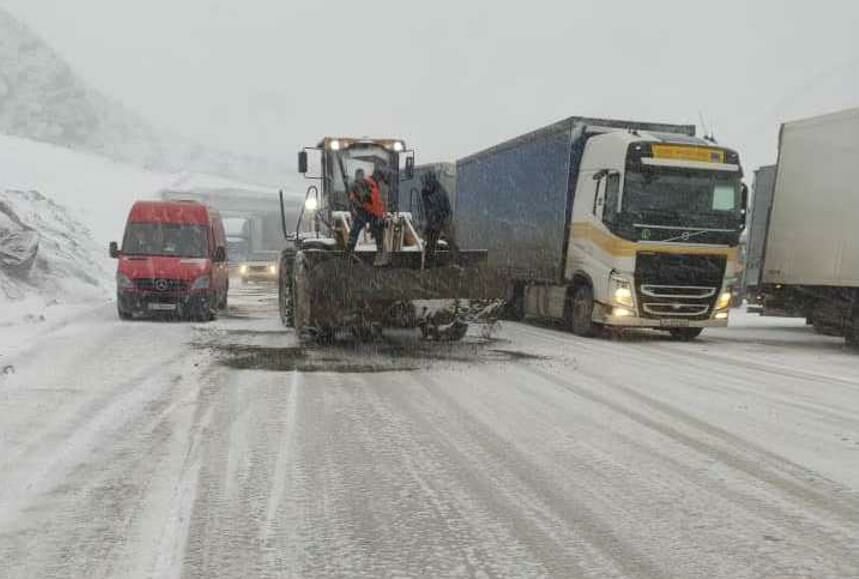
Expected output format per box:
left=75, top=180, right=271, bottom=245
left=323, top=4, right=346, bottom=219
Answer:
left=110, top=200, right=229, bottom=321
left=239, top=252, right=279, bottom=284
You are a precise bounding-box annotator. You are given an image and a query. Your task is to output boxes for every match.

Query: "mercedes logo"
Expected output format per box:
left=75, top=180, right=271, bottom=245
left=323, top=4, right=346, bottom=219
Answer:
left=155, top=279, right=169, bottom=292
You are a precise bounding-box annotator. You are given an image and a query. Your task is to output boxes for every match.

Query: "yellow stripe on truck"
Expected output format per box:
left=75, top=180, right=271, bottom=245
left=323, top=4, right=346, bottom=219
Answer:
left=651, top=145, right=725, bottom=163
left=571, top=222, right=738, bottom=261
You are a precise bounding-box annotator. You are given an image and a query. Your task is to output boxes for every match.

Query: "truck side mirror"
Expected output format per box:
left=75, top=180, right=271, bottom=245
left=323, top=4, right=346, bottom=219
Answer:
left=739, top=182, right=749, bottom=230
left=298, top=151, right=308, bottom=174
left=405, top=156, right=415, bottom=180
left=214, top=246, right=226, bottom=263
left=109, top=241, right=119, bottom=258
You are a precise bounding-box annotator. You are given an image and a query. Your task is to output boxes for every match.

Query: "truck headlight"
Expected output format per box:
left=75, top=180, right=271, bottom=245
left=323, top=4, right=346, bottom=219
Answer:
left=191, top=275, right=210, bottom=290
left=717, top=289, right=733, bottom=310
left=116, top=273, right=134, bottom=290
left=610, top=274, right=634, bottom=308
left=268, top=264, right=277, bottom=274
left=239, top=264, right=248, bottom=275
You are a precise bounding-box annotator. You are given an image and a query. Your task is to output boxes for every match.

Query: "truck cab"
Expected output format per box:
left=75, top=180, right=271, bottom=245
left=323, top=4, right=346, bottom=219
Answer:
left=566, top=131, right=745, bottom=337
left=110, top=200, right=229, bottom=321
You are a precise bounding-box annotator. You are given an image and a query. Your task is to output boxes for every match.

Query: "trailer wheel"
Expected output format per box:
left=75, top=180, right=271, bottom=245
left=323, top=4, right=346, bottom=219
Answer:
left=668, top=328, right=704, bottom=341
left=569, top=285, right=598, bottom=337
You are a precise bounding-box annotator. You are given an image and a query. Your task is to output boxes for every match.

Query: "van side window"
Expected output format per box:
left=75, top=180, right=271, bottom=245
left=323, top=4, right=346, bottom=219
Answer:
left=604, top=173, right=621, bottom=222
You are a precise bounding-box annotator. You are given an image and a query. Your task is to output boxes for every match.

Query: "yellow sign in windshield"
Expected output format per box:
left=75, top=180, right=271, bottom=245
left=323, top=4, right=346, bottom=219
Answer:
left=651, top=145, right=725, bottom=163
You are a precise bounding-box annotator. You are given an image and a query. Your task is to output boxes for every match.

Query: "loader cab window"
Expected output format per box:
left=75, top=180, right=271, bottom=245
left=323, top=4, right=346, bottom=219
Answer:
left=324, top=145, right=397, bottom=210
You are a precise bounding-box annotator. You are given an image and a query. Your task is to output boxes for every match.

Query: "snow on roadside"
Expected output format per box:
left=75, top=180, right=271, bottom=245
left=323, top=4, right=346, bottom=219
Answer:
left=0, top=132, right=174, bottom=245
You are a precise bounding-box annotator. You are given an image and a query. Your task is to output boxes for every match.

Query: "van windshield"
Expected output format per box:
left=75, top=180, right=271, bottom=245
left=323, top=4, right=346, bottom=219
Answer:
left=122, top=223, right=209, bottom=258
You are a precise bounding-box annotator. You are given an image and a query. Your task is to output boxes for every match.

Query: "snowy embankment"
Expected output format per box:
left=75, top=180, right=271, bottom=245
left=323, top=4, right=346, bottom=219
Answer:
left=0, top=134, right=175, bottom=350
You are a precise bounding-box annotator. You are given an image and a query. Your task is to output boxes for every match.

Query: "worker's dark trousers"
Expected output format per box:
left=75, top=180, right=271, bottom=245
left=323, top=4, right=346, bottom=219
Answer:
left=424, top=220, right=458, bottom=257
left=347, top=210, right=385, bottom=252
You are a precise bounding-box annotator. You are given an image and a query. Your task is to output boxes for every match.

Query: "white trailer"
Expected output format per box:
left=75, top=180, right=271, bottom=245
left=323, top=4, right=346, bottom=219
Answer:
left=758, top=108, right=859, bottom=346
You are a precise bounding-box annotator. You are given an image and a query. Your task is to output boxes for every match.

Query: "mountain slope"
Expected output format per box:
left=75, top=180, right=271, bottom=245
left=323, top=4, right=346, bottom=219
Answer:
left=0, top=7, right=290, bottom=185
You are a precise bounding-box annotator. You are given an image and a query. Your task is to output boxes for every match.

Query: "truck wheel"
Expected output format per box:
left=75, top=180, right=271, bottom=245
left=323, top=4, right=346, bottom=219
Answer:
left=846, top=314, right=859, bottom=350
left=569, top=285, right=598, bottom=337
left=504, top=284, right=525, bottom=321
left=669, top=328, right=704, bottom=341
left=117, top=305, right=133, bottom=321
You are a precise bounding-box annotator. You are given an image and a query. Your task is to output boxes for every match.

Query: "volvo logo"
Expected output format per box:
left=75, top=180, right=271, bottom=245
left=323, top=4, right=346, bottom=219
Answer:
left=155, top=279, right=169, bottom=292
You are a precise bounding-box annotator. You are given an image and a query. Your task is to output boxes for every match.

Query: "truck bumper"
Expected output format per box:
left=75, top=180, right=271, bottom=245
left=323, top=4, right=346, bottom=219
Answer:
left=594, top=303, right=729, bottom=329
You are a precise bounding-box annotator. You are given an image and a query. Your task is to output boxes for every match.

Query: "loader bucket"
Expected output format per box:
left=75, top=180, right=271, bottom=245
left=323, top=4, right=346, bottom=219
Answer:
left=292, top=249, right=505, bottom=331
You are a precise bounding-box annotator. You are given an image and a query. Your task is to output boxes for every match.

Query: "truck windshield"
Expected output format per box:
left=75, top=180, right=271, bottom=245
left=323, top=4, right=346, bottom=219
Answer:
left=622, top=168, right=742, bottom=228
left=325, top=145, right=396, bottom=209
left=122, top=223, right=209, bottom=258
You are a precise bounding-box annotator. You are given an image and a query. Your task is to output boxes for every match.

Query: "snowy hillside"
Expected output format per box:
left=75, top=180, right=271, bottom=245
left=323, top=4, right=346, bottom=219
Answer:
left=0, top=7, right=292, bottom=186
left=0, top=132, right=173, bottom=245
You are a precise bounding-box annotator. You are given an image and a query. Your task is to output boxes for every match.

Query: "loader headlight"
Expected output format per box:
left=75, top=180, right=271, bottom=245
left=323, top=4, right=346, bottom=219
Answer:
left=304, top=196, right=318, bottom=211
left=329, top=139, right=341, bottom=151
left=717, top=289, right=733, bottom=311
left=391, top=141, right=404, bottom=152
left=191, top=275, right=210, bottom=290
left=610, top=274, right=634, bottom=308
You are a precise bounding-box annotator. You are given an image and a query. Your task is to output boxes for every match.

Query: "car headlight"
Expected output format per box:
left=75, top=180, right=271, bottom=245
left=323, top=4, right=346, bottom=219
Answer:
left=717, top=289, right=733, bottom=310
left=610, top=274, right=634, bottom=308
left=116, top=273, right=134, bottom=290
left=191, top=275, right=210, bottom=290
left=239, top=264, right=248, bottom=274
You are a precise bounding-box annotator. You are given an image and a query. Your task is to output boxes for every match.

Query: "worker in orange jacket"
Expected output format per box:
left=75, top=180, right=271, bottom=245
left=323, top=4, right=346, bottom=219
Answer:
left=346, top=168, right=387, bottom=254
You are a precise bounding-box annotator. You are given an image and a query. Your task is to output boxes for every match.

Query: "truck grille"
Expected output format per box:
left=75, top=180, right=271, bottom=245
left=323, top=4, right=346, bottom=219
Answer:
left=634, top=253, right=726, bottom=320
left=135, top=278, right=188, bottom=292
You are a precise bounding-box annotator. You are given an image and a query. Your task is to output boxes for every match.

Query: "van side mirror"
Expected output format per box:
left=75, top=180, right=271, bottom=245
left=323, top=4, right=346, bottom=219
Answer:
left=214, top=246, right=226, bottom=263
left=405, top=156, right=415, bottom=180
left=298, top=151, right=308, bottom=174
left=109, top=241, right=119, bottom=258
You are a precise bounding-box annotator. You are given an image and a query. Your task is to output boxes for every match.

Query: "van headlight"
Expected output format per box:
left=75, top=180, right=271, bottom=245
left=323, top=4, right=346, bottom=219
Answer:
left=717, top=289, right=733, bottom=310
left=191, top=275, right=210, bottom=290
left=116, top=273, right=135, bottom=290
left=610, top=274, right=634, bottom=308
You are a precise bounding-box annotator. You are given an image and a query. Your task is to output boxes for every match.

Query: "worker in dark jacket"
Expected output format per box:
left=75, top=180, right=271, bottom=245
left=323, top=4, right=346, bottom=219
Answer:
left=346, top=169, right=387, bottom=255
left=420, top=170, right=457, bottom=258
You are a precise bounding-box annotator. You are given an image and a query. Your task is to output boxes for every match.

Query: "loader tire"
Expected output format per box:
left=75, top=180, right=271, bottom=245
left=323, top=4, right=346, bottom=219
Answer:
left=569, top=285, right=598, bottom=338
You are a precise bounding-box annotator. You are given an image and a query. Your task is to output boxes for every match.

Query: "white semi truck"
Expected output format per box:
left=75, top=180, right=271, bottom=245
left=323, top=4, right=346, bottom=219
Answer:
left=456, top=116, right=748, bottom=340
left=754, top=108, right=859, bottom=347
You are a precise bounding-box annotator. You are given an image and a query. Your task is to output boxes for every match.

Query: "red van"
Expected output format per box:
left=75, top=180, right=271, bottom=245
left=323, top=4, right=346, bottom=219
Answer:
left=109, top=200, right=229, bottom=321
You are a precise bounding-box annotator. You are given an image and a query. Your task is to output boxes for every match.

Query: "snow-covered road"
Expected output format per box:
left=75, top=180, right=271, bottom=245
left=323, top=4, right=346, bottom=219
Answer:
left=1, top=284, right=858, bottom=578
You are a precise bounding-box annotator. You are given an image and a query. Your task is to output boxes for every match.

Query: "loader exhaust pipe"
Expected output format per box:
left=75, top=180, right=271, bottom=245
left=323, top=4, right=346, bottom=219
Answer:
left=279, top=189, right=289, bottom=240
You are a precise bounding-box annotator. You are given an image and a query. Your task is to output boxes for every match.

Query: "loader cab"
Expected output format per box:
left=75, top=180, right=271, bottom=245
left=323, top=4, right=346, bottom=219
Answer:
left=299, top=138, right=413, bottom=215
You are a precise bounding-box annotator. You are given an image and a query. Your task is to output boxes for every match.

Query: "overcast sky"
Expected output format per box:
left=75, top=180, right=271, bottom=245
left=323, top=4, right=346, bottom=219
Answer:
left=1, top=0, right=857, bottom=175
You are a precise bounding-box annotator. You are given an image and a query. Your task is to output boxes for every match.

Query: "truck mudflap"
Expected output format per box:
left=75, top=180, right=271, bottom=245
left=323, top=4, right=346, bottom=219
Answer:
left=292, top=249, right=505, bottom=334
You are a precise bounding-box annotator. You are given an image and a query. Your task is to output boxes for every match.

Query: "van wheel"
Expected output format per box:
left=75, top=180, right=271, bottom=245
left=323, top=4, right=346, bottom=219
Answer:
left=569, top=285, right=598, bottom=337
left=669, top=328, right=704, bottom=341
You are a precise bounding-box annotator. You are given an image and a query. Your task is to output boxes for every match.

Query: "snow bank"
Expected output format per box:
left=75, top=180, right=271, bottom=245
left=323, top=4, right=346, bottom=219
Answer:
left=0, top=189, right=109, bottom=299
left=0, top=132, right=174, bottom=245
